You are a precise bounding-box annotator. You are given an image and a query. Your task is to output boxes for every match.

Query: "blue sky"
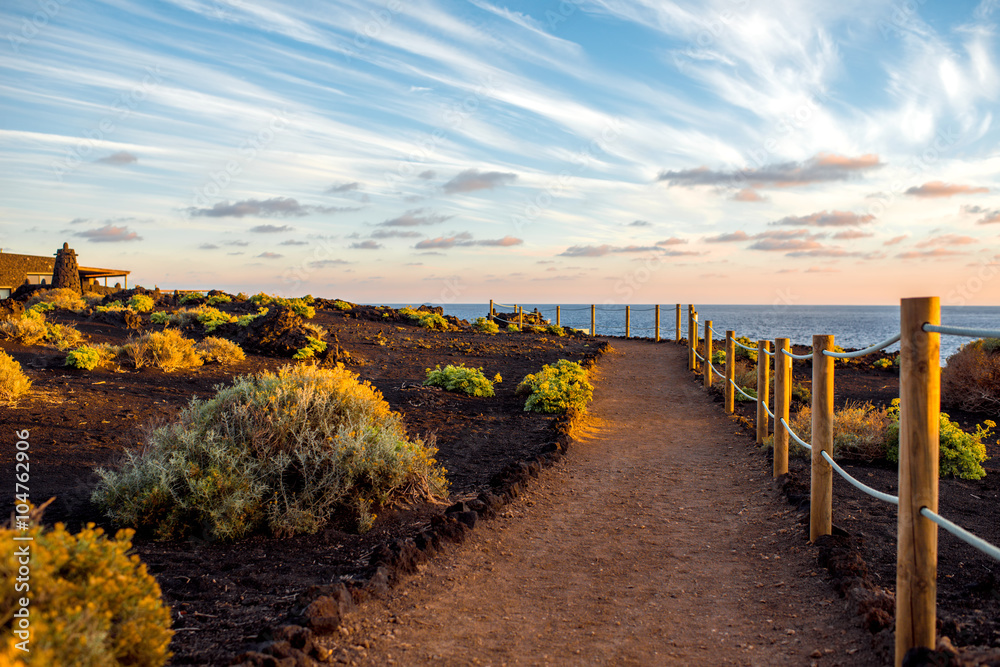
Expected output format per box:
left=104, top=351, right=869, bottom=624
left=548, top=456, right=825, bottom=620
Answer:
left=2, top=0, right=999, bottom=305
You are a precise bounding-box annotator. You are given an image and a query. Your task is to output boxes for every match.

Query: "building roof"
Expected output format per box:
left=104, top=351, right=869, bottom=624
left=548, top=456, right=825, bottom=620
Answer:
left=0, top=250, right=129, bottom=287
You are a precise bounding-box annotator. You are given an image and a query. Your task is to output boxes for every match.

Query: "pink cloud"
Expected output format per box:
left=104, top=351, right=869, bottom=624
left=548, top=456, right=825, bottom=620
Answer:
left=904, top=181, right=989, bottom=198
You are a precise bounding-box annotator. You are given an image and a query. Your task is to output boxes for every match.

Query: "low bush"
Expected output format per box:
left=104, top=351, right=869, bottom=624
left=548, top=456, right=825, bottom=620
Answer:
left=206, top=294, right=231, bottom=306
left=123, top=329, right=203, bottom=372
left=26, top=288, right=86, bottom=312
left=0, top=510, right=173, bottom=667
left=150, top=311, right=170, bottom=325
left=734, top=336, right=758, bottom=363
left=400, top=307, right=449, bottom=331
left=424, top=364, right=496, bottom=397
left=873, top=357, right=893, bottom=370
left=293, top=336, right=328, bottom=360
left=780, top=401, right=897, bottom=461
left=791, top=382, right=811, bottom=406
left=45, top=322, right=84, bottom=350
left=196, top=337, right=246, bottom=364
left=65, top=345, right=105, bottom=370
left=733, top=359, right=756, bottom=392
left=545, top=324, right=566, bottom=337
left=29, top=301, right=55, bottom=313
left=0, top=351, right=31, bottom=403
left=886, top=400, right=992, bottom=480
left=0, top=310, right=49, bottom=345
left=332, top=299, right=353, bottom=311
left=236, top=307, right=268, bottom=326
left=249, top=293, right=315, bottom=319
left=711, top=350, right=726, bottom=365
left=516, top=359, right=593, bottom=414
left=941, top=338, right=1000, bottom=414
left=92, top=364, right=448, bottom=538
left=128, top=294, right=155, bottom=313
left=472, top=317, right=500, bottom=334
left=94, top=300, right=129, bottom=314
left=506, top=323, right=520, bottom=333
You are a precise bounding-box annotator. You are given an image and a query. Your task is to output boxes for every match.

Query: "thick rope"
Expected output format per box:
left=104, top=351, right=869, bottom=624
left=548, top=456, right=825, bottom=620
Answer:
left=920, top=507, right=1000, bottom=562
left=819, top=450, right=899, bottom=505
left=923, top=324, right=1000, bottom=339
left=822, top=333, right=901, bottom=358
left=781, top=417, right=812, bottom=451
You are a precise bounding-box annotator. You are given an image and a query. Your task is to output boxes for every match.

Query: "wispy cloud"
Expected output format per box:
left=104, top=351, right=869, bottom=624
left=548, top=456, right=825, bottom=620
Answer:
left=559, top=243, right=699, bottom=257
left=629, top=219, right=651, bottom=227
left=731, top=188, right=766, bottom=202
left=905, top=181, right=989, bottom=198
left=309, top=259, right=351, bottom=268
left=350, top=240, right=382, bottom=249
left=914, top=234, right=978, bottom=248
left=75, top=224, right=142, bottom=243
left=376, top=208, right=452, bottom=227
left=770, top=210, right=875, bottom=227
left=884, top=235, right=908, bottom=246
left=832, top=230, right=874, bottom=240
left=187, top=198, right=356, bottom=218
left=257, top=251, right=282, bottom=259
left=414, top=233, right=522, bottom=249
left=95, top=150, right=138, bottom=165
left=963, top=205, right=1000, bottom=224
left=326, top=181, right=360, bottom=194
left=897, top=248, right=969, bottom=259
left=656, top=237, right=687, bottom=246
left=370, top=229, right=423, bottom=239
left=279, top=239, right=308, bottom=246
left=249, top=224, right=294, bottom=233
left=442, top=168, right=518, bottom=194
left=704, top=231, right=751, bottom=243
left=658, top=154, right=883, bottom=189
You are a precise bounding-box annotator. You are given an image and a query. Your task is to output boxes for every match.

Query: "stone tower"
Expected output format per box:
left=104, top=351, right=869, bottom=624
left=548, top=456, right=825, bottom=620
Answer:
left=51, top=242, right=81, bottom=293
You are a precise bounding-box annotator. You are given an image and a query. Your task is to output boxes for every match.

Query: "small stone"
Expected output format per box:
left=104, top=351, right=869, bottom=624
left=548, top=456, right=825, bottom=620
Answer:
left=810, top=649, right=823, bottom=658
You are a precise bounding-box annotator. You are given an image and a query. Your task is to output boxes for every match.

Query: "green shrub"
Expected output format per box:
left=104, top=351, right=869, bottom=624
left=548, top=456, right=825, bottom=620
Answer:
left=178, top=292, right=204, bottom=304
left=941, top=339, right=1000, bottom=414
left=711, top=350, right=726, bottom=365
left=733, top=359, right=756, bottom=392
left=506, top=323, right=520, bottom=333
left=123, top=329, right=203, bottom=372
left=94, top=300, right=128, bottom=314
left=516, top=359, right=593, bottom=413
left=424, top=364, right=496, bottom=397
left=0, top=351, right=31, bottom=403
left=194, top=306, right=236, bottom=332
left=206, top=294, right=231, bottom=306
left=0, top=512, right=173, bottom=666
left=791, top=382, right=811, bottom=405
left=150, top=311, right=170, bottom=325
left=886, top=400, right=992, bottom=480
left=545, top=324, right=566, bottom=337
left=236, top=307, right=268, bottom=326
left=874, top=357, right=893, bottom=370
left=293, top=336, right=328, bottom=360
left=29, top=301, right=55, bottom=314
left=65, top=345, right=104, bottom=370
left=736, top=387, right=757, bottom=402
left=45, top=322, right=84, bottom=350
left=472, top=317, right=500, bottom=334
left=92, top=364, right=449, bottom=538
left=128, top=294, right=155, bottom=313
left=196, top=337, right=246, bottom=364
left=332, top=299, right=353, bottom=311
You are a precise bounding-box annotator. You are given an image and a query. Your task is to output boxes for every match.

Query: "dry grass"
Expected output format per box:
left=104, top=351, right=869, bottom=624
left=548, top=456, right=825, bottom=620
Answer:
left=733, top=359, right=757, bottom=390
left=0, top=351, right=31, bottom=403
left=196, top=337, right=246, bottom=364
left=778, top=401, right=896, bottom=461
left=0, top=312, right=49, bottom=345
left=942, top=339, right=1000, bottom=415
left=26, top=288, right=87, bottom=312
left=123, top=329, right=203, bottom=372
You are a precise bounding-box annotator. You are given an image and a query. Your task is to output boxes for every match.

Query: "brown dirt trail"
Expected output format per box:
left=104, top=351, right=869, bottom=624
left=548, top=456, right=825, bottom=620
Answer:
left=345, top=340, right=882, bottom=666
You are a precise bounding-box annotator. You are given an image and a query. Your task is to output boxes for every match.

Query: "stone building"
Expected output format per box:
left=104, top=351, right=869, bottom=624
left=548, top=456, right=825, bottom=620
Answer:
left=0, top=243, right=130, bottom=299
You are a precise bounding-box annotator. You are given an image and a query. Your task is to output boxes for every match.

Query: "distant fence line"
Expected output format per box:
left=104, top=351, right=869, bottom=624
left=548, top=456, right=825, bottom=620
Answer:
left=493, top=296, right=998, bottom=667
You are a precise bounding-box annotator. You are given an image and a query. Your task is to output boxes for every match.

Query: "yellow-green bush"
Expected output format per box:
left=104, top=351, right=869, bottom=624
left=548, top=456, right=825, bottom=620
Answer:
left=26, top=288, right=86, bottom=312
left=471, top=317, right=499, bottom=334
left=424, top=364, right=496, bottom=397
left=0, top=352, right=31, bottom=403
left=196, top=337, right=246, bottom=364
left=249, top=293, right=315, bottom=319
left=399, top=307, right=449, bottom=331
left=128, top=294, right=155, bottom=313
left=886, top=400, right=992, bottom=480
left=769, top=401, right=896, bottom=461
left=545, top=324, right=566, bottom=337
left=123, top=329, right=203, bottom=372
left=0, top=514, right=173, bottom=666
left=332, top=299, right=353, bottom=311
left=516, top=359, right=593, bottom=413
left=92, top=364, right=448, bottom=538
left=0, top=311, right=49, bottom=346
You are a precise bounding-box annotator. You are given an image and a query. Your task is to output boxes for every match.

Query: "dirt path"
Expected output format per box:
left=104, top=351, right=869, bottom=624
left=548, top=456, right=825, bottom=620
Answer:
left=340, top=340, right=883, bottom=666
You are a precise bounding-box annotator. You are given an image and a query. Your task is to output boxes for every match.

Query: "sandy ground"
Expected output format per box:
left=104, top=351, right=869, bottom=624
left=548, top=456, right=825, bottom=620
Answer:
left=333, top=340, right=883, bottom=666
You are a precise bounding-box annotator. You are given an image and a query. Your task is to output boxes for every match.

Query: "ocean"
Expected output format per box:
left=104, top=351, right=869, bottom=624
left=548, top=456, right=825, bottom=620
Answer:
left=384, top=303, right=1000, bottom=362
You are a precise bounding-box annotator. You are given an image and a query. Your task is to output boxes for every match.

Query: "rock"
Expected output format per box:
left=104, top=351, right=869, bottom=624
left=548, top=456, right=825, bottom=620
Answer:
left=229, top=651, right=295, bottom=667
left=364, top=565, right=392, bottom=599
left=454, top=510, right=478, bottom=529
left=238, top=306, right=312, bottom=357
left=302, top=594, right=350, bottom=634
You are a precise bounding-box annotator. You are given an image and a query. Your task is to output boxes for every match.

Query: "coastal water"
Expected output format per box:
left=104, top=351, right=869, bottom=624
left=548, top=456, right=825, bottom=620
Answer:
left=385, top=303, right=1000, bottom=362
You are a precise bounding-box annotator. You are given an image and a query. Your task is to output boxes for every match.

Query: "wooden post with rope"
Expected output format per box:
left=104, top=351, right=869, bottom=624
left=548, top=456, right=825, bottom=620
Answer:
left=895, top=297, right=940, bottom=667
left=703, top=320, right=713, bottom=389
left=556, top=306, right=561, bottom=327
left=590, top=305, right=596, bottom=336
left=489, top=299, right=494, bottom=319
left=625, top=305, right=631, bottom=338
left=756, top=340, right=770, bottom=445
left=725, top=330, right=735, bottom=414
left=655, top=305, right=660, bottom=342
left=773, top=337, right=791, bottom=477
left=811, top=334, right=834, bottom=541
left=675, top=304, right=682, bottom=342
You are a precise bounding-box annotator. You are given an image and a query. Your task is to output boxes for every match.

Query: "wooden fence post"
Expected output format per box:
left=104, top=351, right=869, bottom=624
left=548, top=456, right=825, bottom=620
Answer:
left=489, top=299, right=494, bottom=319
left=725, top=330, right=735, bottom=414
left=655, top=305, right=660, bottom=342
left=703, top=320, right=713, bottom=389
left=518, top=306, right=523, bottom=328
left=774, top=338, right=791, bottom=477
left=756, top=340, right=771, bottom=445
left=811, top=334, right=834, bottom=541
left=556, top=306, right=560, bottom=327
left=895, top=297, right=940, bottom=666
left=675, top=304, right=682, bottom=342
left=688, top=310, right=698, bottom=371
left=591, top=305, right=596, bottom=336
left=626, top=305, right=631, bottom=338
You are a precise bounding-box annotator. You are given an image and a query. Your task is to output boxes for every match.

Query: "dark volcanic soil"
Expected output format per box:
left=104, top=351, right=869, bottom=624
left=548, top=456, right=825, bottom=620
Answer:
left=1, top=298, right=595, bottom=665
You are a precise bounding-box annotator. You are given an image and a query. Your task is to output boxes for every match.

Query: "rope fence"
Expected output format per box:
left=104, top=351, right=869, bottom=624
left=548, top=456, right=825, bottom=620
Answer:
left=682, top=296, right=999, bottom=666
left=488, top=301, right=692, bottom=341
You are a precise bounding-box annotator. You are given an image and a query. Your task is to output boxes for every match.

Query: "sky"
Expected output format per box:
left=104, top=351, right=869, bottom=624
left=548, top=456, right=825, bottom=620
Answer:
left=2, top=0, right=1000, bottom=306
